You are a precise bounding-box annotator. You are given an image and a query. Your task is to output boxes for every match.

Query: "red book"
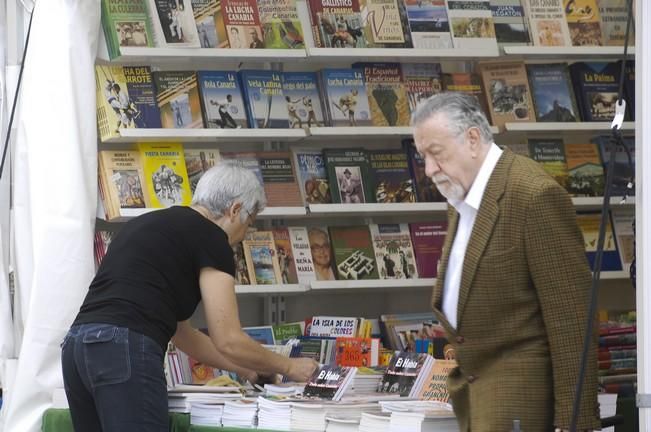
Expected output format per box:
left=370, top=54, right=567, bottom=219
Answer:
left=409, top=222, right=447, bottom=278
left=335, top=337, right=380, bottom=367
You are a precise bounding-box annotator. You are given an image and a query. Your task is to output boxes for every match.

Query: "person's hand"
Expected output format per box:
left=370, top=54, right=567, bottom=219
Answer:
left=285, top=358, right=319, bottom=383
left=249, top=371, right=281, bottom=386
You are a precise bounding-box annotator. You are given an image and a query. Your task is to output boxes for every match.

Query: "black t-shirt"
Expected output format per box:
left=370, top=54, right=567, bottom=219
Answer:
left=74, top=206, right=236, bottom=350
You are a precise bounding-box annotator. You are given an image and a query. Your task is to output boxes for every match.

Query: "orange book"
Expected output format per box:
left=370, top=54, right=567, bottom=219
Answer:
left=335, top=337, right=380, bottom=367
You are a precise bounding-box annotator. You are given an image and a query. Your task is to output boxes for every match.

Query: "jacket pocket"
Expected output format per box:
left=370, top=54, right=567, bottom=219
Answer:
left=82, top=326, right=131, bottom=388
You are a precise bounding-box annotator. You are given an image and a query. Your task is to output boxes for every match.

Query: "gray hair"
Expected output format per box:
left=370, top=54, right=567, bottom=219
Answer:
left=411, top=92, right=493, bottom=143
left=191, top=160, right=267, bottom=222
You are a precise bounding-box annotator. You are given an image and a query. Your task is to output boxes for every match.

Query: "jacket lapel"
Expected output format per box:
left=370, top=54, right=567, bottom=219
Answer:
left=456, top=150, right=514, bottom=326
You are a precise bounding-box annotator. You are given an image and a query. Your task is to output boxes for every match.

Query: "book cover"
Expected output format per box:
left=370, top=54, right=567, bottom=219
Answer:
left=222, top=0, right=264, bottom=48
left=526, top=63, right=580, bottom=122
left=528, top=138, right=569, bottom=190
left=273, top=322, right=304, bottom=344
left=445, top=0, right=498, bottom=49
left=307, top=227, right=337, bottom=281
left=282, top=72, right=325, bottom=129
left=239, top=70, right=289, bottom=128
left=272, top=227, right=299, bottom=284
left=401, top=63, right=443, bottom=113
left=564, top=0, right=604, bottom=46
left=592, top=135, right=635, bottom=197
left=95, top=65, right=162, bottom=142
left=611, top=209, right=634, bottom=272
left=233, top=242, right=251, bottom=285
left=564, top=142, right=604, bottom=197
left=153, top=71, right=204, bottom=129
left=442, top=72, right=490, bottom=118
left=490, top=0, right=531, bottom=45
left=576, top=211, right=623, bottom=272
left=220, top=151, right=266, bottom=187
left=303, top=365, right=357, bottom=401
left=324, top=148, right=374, bottom=204
left=306, top=0, right=367, bottom=48
left=148, top=0, right=201, bottom=47
left=192, top=0, right=229, bottom=47
left=98, top=150, right=149, bottom=216
left=360, top=0, right=413, bottom=48
left=288, top=226, right=317, bottom=284
left=598, top=0, right=634, bottom=46
left=101, top=0, right=154, bottom=59
left=184, top=148, right=221, bottom=193
left=320, top=69, right=372, bottom=127
left=369, top=223, right=419, bottom=279
left=622, top=59, right=635, bottom=121
left=242, top=231, right=283, bottom=285
left=368, top=149, right=415, bottom=203
left=292, top=148, right=332, bottom=205
left=569, top=61, right=621, bottom=122
left=257, top=0, right=305, bottom=48
left=196, top=71, right=248, bottom=129
left=138, top=142, right=192, bottom=208
left=354, top=62, right=411, bottom=127
left=417, top=359, right=456, bottom=402
left=329, top=225, right=378, bottom=280
left=403, top=139, right=445, bottom=203
left=256, top=152, right=303, bottom=207
left=405, top=0, right=453, bottom=49
left=378, top=352, right=432, bottom=397
left=335, top=337, right=380, bottom=367
left=309, top=316, right=359, bottom=337
left=409, top=221, right=447, bottom=278
left=478, top=61, right=535, bottom=129
left=243, top=326, right=276, bottom=344
left=522, top=0, right=572, bottom=46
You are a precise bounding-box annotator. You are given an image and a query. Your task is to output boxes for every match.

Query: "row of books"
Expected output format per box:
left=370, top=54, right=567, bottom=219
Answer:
left=101, top=0, right=634, bottom=59
left=598, top=311, right=637, bottom=396
left=96, top=59, right=636, bottom=142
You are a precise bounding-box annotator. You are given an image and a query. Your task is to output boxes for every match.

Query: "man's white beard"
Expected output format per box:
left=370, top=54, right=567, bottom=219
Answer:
left=432, top=174, right=465, bottom=202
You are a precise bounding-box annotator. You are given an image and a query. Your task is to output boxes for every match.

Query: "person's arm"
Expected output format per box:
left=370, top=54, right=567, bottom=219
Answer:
left=199, top=267, right=318, bottom=382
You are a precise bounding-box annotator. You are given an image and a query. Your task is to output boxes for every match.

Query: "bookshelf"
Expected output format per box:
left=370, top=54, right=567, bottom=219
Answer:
left=99, top=47, right=308, bottom=65
left=503, top=122, right=636, bottom=133
left=102, top=128, right=307, bottom=144
left=305, top=47, right=500, bottom=64
left=503, top=46, right=636, bottom=59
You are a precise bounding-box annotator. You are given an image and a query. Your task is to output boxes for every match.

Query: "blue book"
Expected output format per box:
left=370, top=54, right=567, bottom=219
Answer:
left=569, top=62, right=622, bottom=122
left=292, top=148, right=332, bottom=204
left=281, top=72, right=325, bottom=129
left=526, top=63, right=579, bottom=122
left=576, top=212, right=623, bottom=272
left=238, top=70, right=288, bottom=128
left=592, top=135, right=635, bottom=197
left=196, top=71, right=248, bottom=129
left=121, top=66, right=162, bottom=129
left=243, top=326, right=276, bottom=345
left=319, top=69, right=372, bottom=127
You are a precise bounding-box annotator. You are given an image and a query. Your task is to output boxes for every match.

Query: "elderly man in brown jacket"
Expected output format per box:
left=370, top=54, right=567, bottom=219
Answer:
left=412, top=92, right=600, bottom=432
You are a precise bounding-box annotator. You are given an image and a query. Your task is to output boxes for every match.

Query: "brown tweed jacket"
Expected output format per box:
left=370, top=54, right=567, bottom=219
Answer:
left=432, top=149, right=600, bottom=431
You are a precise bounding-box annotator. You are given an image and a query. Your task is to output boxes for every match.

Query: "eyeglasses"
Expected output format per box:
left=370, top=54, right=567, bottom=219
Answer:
left=311, top=243, right=329, bottom=252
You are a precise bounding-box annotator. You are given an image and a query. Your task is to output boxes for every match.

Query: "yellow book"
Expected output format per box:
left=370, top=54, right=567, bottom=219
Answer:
left=138, top=142, right=192, bottom=208
left=564, top=0, right=604, bottom=46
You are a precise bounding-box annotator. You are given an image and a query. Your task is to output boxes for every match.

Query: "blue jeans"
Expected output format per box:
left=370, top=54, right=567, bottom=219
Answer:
left=61, top=323, right=168, bottom=431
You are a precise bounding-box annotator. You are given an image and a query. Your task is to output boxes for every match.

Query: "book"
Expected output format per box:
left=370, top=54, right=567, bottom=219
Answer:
left=401, top=63, right=443, bottom=113
left=220, top=151, right=265, bottom=186
left=564, top=0, right=603, bottom=46
left=490, top=0, right=531, bottom=45
left=257, top=0, right=305, bottom=48
left=403, top=139, right=445, bottom=203
left=148, top=0, right=201, bottom=48
left=307, top=227, right=337, bottom=281
left=576, top=211, right=623, bottom=272
left=320, top=69, right=372, bottom=127
left=527, top=138, right=569, bottom=191
left=598, top=0, right=634, bottom=46
left=564, top=142, right=604, bottom=197
left=592, top=134, right=635, bottom=197
left=288, top=227, right=317, bottom=284
left=138, top=142, right=193, bottom=208
left=526, top=63, right=580, bottom=122
left=335, top=337, right=380, bottom=367
left=242, top=231, right=283, bottom=285
left=359, top=0, right=413, bottom=48
left=323, top=148, right=374, bottom=204
left=233, top=242, right=251, bottom=285
left=101, top=0, right=154, bottom=59
left=282, top=72, right=325, bottom=129
left=183, top=148, right=221, bottom=193
left=153, top=71, right=204, bottom=129
left=611, top=209, right=634, bottom=272
left=328, top=225, right=378, bottom=280
left=445, top=0, right=498, bottom=50
left=409, top=222, right=447, bottom=278
left=417, top=359, right=456, bottom=402
left=569, top=61, right=621, bottom=122
left=354, top=62, right=411, bottom=127
left=292, top=148, right=332, bottom=205
left=243, top=326, right=276, bottom=344
left=478, top=61, right=535, bottom=129
left=369, top=223, right=419, bottom=279
left=239, top=70, right=288, bottom=128
left=306, top=0, right=367, bottom=48
left=442, top=72, right=490, bottom=118
left=192, top=0, right=229, bottom=48
left=98, top=150, right=149, bottom=219
left=378, top=352, right=434, bottom=397
left=95, top=65, right=162, bottom=142
left=196, top=71, right=248, bottom=129
left=273, top=322, right=305, bottom=344
left=309, top=316, right=359, bottom=338
left=256, top=152, right=303, bottom=207
left=303, top=365, right=357, bottom=401
left=272, top=227, right=299, bottom=284
left=622, top=59, right=635, bottom=120
left=368, top=149, right=416, bottom=203
left=522, top=0, right=572, bottom=46
left=405, top=0, right=453, bottom=49
left=222, top=0, right=264, bottom=48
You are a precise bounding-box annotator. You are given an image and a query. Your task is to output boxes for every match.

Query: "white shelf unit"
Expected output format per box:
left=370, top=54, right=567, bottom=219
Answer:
left=102, top=47, right=308, bottom=65
left=572, top=197, right=635, bottom=210
left=308, top=203, right=448, bottom=217
left=235, top=284, right=308, bottom=295
left=102, top=128, right=307, bottom=144
left=101, top=206, right=307, bottom=222
left=503, top=122, right=635, bottom=133
left=306, top=47, right=500, bottom=63
left=310, top=278, right=436, bottom=291
left=503, top=46, right=636, bottom=59
left=308, top=127, right=413, bottom=140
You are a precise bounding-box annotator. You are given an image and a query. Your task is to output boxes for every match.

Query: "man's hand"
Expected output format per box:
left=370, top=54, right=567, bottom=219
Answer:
left=284, top=358, right=319, bottom=383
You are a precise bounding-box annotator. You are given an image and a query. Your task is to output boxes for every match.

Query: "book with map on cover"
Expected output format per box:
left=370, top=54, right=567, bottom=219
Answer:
left=353, top=62, right=411, bottom=127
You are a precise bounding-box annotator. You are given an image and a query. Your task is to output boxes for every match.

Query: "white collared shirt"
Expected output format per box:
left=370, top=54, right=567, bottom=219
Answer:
left=442, top=143, right=503, bottom=329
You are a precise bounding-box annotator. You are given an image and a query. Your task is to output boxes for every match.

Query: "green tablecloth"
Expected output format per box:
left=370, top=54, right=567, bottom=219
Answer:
left=41, top=409, right=284, bottom=432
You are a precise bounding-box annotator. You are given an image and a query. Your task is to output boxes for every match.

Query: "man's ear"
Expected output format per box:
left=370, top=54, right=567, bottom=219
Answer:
left=229, top=202, right=243, bottom=222
left=467, top=127, right=483, bottom=156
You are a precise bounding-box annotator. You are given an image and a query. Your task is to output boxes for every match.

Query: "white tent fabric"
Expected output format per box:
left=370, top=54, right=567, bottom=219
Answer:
left=0, top=1, right=100, bottom=431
